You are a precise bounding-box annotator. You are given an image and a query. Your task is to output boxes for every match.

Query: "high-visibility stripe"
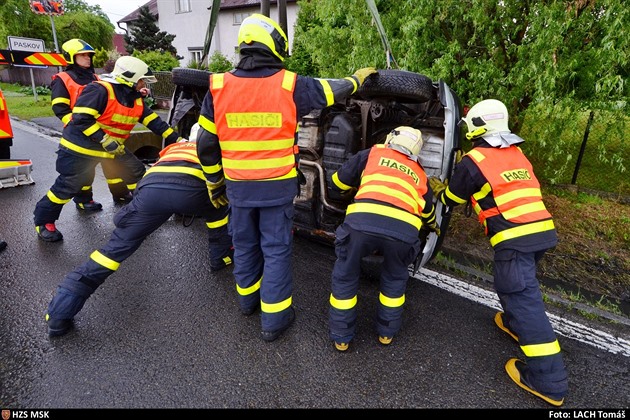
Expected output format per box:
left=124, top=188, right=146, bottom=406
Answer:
left=260, top=296, right=292, bottom=314
left=330, top=294, right=358, bottom=310
left=379, top=292, right=405, bottom=308
left=236, top=276, right=261, bottom=296
left=90, top=250, right=120, bottom=271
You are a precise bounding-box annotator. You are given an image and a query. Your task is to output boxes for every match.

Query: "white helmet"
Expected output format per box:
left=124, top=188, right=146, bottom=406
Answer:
left=384, top=126, right=423, bottom=156
left=462, top=99, right=510, bottom=140
left=112, top=56, right=157, bottom=87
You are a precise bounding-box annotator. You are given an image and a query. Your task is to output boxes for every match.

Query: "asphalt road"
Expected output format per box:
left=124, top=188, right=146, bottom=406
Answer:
left=0, top=119, right=629, bottom=410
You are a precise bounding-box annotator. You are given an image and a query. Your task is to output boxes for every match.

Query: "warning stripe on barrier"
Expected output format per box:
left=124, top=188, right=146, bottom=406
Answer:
left=0, top=49, right=68, bottom=67
left=24, top=52, right=67, bottom=66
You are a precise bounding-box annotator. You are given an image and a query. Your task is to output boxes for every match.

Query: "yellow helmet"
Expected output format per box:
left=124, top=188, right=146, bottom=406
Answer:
left=61, top=39, right=95, bottom=65
left=461, top=99, right=510, bottom=140
left=238, top=13, right=288, bottom=61
left=111, top=56, right=157, bottom=87
left=384, top=126, right=423, bottom=156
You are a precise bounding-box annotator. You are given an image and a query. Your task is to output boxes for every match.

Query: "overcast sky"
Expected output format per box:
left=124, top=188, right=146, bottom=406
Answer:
left=82, top=0, right=150, bottom=32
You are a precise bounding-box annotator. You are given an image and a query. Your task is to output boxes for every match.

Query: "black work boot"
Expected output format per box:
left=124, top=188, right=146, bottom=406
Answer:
left=36, top=223, right=63, bottom=242
left=210, top=247, right=234, bottom=273
left=113, top=192, right=133, bottom=205
left=46, top=313, right=74, bottom=337
left=261, top=307, right=295, bottom=342
left=75, top=200, right=103, bottom=212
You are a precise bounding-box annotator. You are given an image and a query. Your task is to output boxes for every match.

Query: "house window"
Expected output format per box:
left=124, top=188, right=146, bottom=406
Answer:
left=189, top=49, right=203, bottom=65
left=176, top=0, right=191, bottom=13
left=233, top=12, right=251, bottom=25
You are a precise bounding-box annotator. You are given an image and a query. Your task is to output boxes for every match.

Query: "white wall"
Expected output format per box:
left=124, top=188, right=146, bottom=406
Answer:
left=156, top=1, right=298, bottom=67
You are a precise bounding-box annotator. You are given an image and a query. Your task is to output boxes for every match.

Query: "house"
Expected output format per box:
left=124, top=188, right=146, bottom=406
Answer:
left=117, top=0, right=159, bottom=35
left=118, top=0, right=298, bottom=67
left=112, top=33, right=128, bottom=56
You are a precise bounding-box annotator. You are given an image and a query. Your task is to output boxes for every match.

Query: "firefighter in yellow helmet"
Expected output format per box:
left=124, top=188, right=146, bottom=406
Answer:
left=327, top=126, right=438, bottom=351
left=34, top=56, right=182, bottom=242
left=51, top=39, right=105, bottom=211
left=430, top=99, right=568, bottom=406
left=195, top=13, right=378, bottom=342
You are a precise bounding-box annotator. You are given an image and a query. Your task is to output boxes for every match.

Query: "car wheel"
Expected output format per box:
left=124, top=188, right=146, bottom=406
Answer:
left=171, top=68, right=211, bottom=89
left=356, top=69, right=434, bottom=103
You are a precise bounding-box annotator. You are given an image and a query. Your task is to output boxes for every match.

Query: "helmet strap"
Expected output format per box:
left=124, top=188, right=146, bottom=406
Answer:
left=114, top=76, right=135, bottom=89
left=466, top=127, right=487, bottom=140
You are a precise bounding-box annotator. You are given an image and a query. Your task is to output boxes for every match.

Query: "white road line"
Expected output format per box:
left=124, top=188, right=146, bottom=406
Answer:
left=414, top=268, right=630, bottom=357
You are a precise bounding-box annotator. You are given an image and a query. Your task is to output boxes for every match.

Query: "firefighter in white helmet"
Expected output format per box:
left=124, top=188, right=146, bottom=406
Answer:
left=195, top=13, right=378, bottom=342
left=328, top=126, right=438, bottom=352
left=51, top=39, right=104, bottom=212
left=430, top=99, right=568, bottom=406
left=34, top=56, right=182, bottom=243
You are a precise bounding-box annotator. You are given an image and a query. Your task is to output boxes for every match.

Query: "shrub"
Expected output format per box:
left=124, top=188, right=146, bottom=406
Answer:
left=131, top=50, right=180, bottom=72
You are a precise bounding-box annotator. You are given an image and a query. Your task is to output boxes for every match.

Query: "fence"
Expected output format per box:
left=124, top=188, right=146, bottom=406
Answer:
left=521, top=107, right=629, bottom=203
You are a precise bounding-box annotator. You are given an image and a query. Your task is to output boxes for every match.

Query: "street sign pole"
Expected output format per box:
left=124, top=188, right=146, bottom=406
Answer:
left=29, top=68, right=38, bottom=102
left=49, top=14, right=61, bottom=72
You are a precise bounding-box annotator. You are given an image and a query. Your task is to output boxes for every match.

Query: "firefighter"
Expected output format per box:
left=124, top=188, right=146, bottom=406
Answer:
left=196, top=13, right=378, bottom=342
left=429, top=99, right=568, bottom=406
left=45, top=125, right=233, bottom=338
left=0, top=87, right=14, bottom=159
left=52, top=39, right=151, bottom=210
left=33, top=56, right=181, bottom=242
left=327, top=126, right=438, bottom=351
left=51, top=39, right=103, bottom=212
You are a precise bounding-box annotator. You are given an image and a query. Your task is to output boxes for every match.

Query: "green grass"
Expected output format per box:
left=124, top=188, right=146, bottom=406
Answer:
left=1, top=81, right=55, bottom=120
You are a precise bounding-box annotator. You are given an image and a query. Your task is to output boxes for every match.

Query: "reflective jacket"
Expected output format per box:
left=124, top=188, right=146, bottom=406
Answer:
left=439, top=143, right=557, bottom=252
left=210, top=70, right=298, bottom=182
left=51, top=70, right=99, bottom=125
left=333, top=145, right=436, bottom=243
left=141, top=141, right=207, bottom=190
left=59, top=80, right=179, bottom=159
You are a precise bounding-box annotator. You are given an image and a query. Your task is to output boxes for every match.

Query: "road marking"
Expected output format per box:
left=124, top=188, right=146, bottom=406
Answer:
left=414, top=268, right=630, bottom=358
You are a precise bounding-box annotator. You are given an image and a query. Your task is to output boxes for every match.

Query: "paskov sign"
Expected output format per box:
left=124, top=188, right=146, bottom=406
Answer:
left=8, top=37, right=45, bottom=53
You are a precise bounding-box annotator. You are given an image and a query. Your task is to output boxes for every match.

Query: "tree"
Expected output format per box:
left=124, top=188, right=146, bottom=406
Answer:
left=291, top=0, right=628, bottom=183
left=124, top=5, right=181, bottom=59
left=0, top=0, right=114, bottom=51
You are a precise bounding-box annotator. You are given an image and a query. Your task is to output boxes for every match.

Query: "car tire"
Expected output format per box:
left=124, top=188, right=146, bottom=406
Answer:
left=356, top=69, right=434, bottom=103
left=171, top=68, right=211, bottom=89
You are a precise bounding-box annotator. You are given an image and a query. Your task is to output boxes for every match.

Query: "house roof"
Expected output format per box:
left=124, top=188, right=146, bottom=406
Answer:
left=118, top=0, right=297, bottom=23
left=220, top=0, right=297, bottom=10
left=118, top=0, right=158, bottom=24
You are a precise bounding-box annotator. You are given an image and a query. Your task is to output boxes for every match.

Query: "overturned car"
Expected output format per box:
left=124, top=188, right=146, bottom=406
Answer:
left=166, top=68, right=463, bottom=270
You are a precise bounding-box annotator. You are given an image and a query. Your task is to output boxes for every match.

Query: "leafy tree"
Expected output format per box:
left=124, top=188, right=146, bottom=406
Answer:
left=0, top=0, right=114, bottom=51
left=292, top=0, right=628, bottom=181
left=124, top=5, right=181, bottom=59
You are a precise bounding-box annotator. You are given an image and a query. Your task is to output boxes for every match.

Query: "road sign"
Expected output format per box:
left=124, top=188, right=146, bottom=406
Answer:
left=29, top=0, right=64, bottom=16
left=7, top=37, right=45, bottom=53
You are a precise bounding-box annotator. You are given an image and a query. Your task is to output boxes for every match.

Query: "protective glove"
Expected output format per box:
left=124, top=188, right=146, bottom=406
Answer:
left=424, top=220, right=441, bottom=237
left=340, top=187, right=357, bottom=197
left=454, top=149, right=464, bottom=164
left=352, top=67, right=378, bottom=86
left=206, top=179, right=229, bottom=208
left=101, top=135, right=125, bottom=156
left=429, top=177, right=448, bottom=198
